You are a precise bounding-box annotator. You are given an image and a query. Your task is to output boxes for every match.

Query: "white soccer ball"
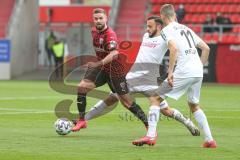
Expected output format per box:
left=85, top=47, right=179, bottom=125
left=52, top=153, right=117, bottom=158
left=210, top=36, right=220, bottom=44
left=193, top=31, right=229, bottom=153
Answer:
left=54, top=118, right=73, bottom=135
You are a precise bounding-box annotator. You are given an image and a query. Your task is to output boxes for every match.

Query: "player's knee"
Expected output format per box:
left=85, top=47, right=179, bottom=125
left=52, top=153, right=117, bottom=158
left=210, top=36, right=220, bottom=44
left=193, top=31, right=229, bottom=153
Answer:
left=104, top=94, right=119, bottom=106
left=149, top=96, right=161, bottom=106
left=121, top=100, right=133, bottom=108
left=188, top=102, right=200, bottom=113
left=118, top=95, right=134, bottom=108
left=77, top=80, right=95, bottom=94
left=160, top=107, right=172, bottom=116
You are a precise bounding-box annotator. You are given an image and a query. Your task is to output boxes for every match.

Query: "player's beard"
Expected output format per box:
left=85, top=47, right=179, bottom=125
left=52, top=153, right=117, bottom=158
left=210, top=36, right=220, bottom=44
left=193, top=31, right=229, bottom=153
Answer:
left=149, top=28, right=157, bottom=38
left=96, top=23, right=105, bottom=31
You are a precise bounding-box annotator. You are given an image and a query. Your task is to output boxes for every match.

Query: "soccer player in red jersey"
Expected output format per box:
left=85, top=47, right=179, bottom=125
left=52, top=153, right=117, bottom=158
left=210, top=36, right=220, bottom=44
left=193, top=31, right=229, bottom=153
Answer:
left=72, top=8, right=148, bottom=131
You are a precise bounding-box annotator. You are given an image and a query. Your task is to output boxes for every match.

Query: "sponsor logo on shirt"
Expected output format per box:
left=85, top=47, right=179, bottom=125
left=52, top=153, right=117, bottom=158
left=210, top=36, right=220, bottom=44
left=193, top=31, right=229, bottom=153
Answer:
left=99, top=38, right=104, bottom=45
left=141, top=42, right=158, bottom=48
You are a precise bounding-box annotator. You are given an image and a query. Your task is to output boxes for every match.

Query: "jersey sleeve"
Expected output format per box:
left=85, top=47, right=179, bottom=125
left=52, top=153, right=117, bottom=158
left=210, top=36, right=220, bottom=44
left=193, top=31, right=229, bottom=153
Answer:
left=105, top=32, right=118, bottom=51
left=190, top=29, right=203, bottom=47
left=160, top=27, right=174, bottom=45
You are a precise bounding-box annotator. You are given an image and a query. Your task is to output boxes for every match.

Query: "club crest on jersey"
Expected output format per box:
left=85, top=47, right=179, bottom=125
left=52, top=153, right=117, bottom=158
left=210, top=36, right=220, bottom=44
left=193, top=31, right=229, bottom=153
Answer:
left=99, top=38, right=104, bottom=45
left=109, top=41, right=117, bottom=49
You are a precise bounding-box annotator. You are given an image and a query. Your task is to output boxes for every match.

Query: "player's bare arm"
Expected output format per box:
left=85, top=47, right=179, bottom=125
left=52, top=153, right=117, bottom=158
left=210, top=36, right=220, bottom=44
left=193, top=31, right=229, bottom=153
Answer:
left=197, top=41, right=210, bottom=65
left=167, top=40, right=178, bottom=87
left=87, top=50, right=119, bottom=68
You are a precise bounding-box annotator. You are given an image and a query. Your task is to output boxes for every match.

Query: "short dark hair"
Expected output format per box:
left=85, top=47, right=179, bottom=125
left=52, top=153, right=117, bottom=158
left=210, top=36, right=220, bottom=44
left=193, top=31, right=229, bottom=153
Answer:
left=147, top=15, right=163, bottom=25
left=93, top=8, right=106, bottom=15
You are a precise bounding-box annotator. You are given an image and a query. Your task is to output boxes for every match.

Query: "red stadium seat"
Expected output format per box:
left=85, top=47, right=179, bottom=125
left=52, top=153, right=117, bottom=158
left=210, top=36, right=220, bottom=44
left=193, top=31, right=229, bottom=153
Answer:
left=228, top=5, right=234, bottom=13
left=203, top=5, right=212, bottom=13
left=212, top=33, right=219, bottom=42
left=196, top=5, right=204, bottom=13
left=183, top=14, right=192, bottom=23
left=191, top=25, right=202, bottom=33
left=150, top=0, right=158, bottom=4
left=203, top=33, right=212, bottom=42
left=161, top=0, right=170, bottom=3
left=237, top=6, right=240, bottom=13
left=151, top=5, right=160, bottom=14
left=233, top=0, right=240, bottom=3
left=150, top=0, right=240, bottom=45
left=220, top=5, right=228, bottom=13
left=217, top=0, right=229, bottom=3
left=199, top=14, right=206, bottom=23
left=200, top=0, right=208, bottom=3
left=209, top=0, right=220, bottom=3
left=191, top=15, right=199, bottom=23
left=233, top=26, right=240, bottom=33
left=212, top=5, right=222, bottom=13
left=220, top=34, right=237, bottom=44
left=236, top=37, right=240, bottom=43
left=187, top=4, right=196, bottom=13
left=184, top=4, right=191, bottom=13
left=230, top=14, right=240, bottom=23
left=184, top=0, right=193, bottom=3
left=193, top=0, right=203, bottom=4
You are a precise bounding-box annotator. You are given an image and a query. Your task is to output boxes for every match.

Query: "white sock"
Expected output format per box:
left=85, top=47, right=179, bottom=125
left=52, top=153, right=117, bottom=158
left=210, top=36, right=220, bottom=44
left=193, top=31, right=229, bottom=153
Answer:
left=85, top=100, right=108, bottom=120
left=147, top=106, right=160, bottom=138
left=172, top=108, right=188, bottom=125
left=193, top=109, right=213, bottom=142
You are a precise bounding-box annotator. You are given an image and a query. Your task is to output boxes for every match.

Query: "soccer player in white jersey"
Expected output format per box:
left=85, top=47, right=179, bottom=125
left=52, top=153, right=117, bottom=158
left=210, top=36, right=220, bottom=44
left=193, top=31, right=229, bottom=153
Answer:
left=81, top=16, right=200, bottom=143
left=133, top=4, right=217, bottom=148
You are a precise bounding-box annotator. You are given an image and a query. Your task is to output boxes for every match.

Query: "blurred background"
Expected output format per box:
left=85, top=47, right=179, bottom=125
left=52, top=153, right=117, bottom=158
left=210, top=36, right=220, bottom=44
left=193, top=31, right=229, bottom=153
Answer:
left=0, top=0, right=239, bottom=83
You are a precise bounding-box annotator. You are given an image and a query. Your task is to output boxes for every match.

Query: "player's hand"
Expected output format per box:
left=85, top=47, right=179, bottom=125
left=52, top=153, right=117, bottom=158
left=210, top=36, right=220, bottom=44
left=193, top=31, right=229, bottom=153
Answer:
left=167, top=73, right=173, bottom=87
left=157, top=73, right=168, bottom=86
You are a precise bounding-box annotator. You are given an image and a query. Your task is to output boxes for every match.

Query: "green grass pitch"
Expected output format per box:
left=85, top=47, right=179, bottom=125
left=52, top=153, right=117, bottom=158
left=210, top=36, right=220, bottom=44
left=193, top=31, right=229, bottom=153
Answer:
left=0, top=81, right=240, bottom=160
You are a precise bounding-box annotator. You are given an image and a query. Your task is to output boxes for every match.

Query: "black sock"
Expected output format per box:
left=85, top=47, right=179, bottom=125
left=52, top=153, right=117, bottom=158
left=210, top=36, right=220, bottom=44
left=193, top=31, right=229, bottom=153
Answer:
left=128, top=102, right=148, bottom=128
left=77, top=92, right=86, bottom=120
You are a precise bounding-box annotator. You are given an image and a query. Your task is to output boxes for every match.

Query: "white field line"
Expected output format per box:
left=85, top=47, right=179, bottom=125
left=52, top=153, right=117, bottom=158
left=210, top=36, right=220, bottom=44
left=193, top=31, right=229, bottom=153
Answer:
left=1, top=107, right=240, bottom=112
left=0, top=97, right=239, bottom=111
left=0, top=111, right=54, bottom=115
left=0, top=112, right=239, bottom=119
left=0, top=108, right=240, bottom=119
left=0, top=96, right=63, bottom=101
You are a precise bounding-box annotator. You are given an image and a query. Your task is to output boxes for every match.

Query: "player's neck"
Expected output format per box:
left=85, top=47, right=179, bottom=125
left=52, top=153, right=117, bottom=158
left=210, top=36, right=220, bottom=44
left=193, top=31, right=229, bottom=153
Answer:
left=152, top=31, right=161, bottom=38
left=98, top=25, right=108, bottom=33
left=165, top=18, right=175, bottom=25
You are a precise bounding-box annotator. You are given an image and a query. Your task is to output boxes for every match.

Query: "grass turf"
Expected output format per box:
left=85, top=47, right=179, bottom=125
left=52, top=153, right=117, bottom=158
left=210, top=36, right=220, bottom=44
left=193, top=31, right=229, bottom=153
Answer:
left=0, top=81, right=240, bottom=160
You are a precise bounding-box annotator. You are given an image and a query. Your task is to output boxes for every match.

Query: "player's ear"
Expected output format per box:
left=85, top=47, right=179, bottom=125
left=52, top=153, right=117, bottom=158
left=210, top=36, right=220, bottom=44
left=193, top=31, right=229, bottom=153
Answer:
left=157, top=24, right=162, bottom=30
left=174, top=13, right=177, bottom=21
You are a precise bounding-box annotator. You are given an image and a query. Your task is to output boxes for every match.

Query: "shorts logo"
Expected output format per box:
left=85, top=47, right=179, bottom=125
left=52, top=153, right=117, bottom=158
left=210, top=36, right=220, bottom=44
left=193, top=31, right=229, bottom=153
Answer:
left=120, top=82, right=126, bottom=92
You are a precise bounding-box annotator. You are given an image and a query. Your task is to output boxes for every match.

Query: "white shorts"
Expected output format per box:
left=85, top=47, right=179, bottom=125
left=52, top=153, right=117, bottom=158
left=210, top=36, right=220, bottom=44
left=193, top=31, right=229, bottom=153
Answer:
left=158, top=77, right=203, bottom=104
left=126, top=72, right=159, bottom=95
left=109, top=92, right=169, bottom=110
left=106, top=71, right=168, bottom=109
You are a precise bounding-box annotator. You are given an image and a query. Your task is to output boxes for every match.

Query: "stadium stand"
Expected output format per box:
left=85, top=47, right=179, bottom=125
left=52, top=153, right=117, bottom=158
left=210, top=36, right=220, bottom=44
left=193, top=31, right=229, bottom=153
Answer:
left=0, top=0, right=14, bottom=38
left=150, top=0, right=240, bottom=44
left=115, top=0, right=148, bottom=41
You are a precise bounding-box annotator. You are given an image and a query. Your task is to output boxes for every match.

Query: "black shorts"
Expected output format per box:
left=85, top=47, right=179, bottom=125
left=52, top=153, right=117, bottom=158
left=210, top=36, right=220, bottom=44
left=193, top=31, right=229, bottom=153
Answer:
left=84, top=67, right=129, bottom=95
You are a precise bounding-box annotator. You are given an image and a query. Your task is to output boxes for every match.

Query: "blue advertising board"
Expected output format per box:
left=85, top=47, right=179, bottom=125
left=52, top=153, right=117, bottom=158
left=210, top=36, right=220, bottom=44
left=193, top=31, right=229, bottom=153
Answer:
left=0, top=39, right=10, bottom=62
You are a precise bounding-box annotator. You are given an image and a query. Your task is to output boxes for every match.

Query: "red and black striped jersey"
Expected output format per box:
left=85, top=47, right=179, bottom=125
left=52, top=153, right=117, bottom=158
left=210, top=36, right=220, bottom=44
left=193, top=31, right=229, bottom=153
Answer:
left=91, top=27, right=126, bottom=77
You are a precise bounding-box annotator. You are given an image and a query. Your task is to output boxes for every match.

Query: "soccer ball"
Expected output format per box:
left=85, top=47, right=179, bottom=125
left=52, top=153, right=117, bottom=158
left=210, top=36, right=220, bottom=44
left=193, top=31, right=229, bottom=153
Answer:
left=54, top=118, right=73, bottom=135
